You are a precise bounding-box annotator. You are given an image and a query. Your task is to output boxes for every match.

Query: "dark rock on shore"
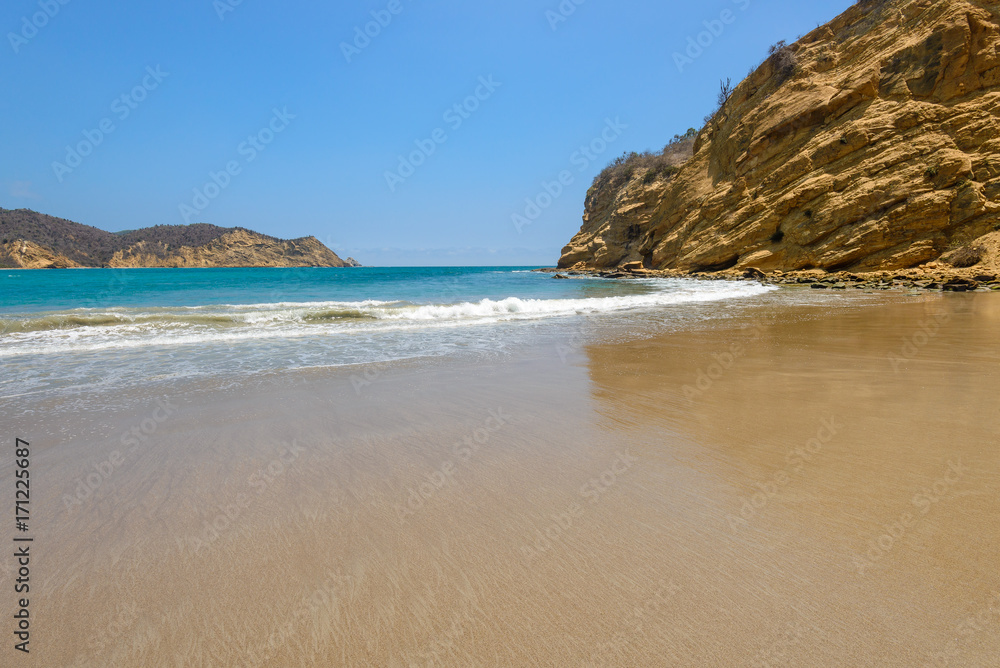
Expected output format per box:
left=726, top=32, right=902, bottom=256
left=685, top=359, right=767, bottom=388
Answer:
left=533, top=262, right=1000, bottom=294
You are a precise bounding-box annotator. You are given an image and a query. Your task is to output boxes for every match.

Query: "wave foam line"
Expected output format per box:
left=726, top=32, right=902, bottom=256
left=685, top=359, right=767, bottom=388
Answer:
left=0, top=281, right=774, bottom=354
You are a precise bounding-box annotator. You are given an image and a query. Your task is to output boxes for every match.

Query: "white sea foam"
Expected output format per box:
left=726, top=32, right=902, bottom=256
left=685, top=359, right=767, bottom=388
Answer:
left=0, top=277, right=785, bottom=403
left=0, top=280, right=774, bottom=357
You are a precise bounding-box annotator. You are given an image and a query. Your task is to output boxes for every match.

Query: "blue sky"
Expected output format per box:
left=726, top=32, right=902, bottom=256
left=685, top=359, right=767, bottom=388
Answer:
left=2, top=0, right=853, bottom=266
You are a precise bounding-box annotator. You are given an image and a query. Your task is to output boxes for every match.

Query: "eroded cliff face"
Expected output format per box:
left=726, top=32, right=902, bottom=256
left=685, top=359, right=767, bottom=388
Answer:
left=1, top=240, right=83, bottom=269
left=560, top=0, right=1000, bottom=272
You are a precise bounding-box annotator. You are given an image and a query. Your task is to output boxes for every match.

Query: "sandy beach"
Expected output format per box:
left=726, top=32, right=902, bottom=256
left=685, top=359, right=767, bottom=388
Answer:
left=7, top=0, right=1000, bottom=664
left=3, top=289, right=999, bottom=667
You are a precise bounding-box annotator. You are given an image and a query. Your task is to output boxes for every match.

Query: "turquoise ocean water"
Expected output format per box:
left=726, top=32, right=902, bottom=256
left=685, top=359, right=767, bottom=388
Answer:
left=0, top=267, right=774, bottom=399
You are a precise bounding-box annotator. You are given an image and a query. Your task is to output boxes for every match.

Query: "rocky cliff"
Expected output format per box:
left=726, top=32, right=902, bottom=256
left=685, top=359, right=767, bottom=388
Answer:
left=559, top=0, right=1000, bottom=274
left=0, top=209, right=351, bottom=268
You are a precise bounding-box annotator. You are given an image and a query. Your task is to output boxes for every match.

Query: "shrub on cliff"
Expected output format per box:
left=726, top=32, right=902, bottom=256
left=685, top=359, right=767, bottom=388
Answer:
left=592, top=131, right=695, bottom=192
left=768, top=41, right=797, bottom=82
left=946, top=245, right=985, bottom=268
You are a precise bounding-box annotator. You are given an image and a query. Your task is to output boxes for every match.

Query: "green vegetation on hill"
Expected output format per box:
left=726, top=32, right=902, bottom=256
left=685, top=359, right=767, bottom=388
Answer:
left=0, top=208, right=341, bottom=268
left=0, top=208, right=116, bottom=266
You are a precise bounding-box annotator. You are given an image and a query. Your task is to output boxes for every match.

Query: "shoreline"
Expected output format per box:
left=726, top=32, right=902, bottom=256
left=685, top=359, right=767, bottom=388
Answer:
left=539, top=264, right=1000, bottom=293
left=5, top=290, right=999, bottom=665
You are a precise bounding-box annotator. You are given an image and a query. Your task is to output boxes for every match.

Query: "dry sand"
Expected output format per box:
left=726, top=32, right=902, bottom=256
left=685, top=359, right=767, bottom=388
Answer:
left=3, top=290, right=999, bottom=666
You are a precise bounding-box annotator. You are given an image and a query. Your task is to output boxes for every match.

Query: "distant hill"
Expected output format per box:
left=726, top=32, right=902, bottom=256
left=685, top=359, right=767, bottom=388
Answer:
left=0, top=209, right=356, bottom=268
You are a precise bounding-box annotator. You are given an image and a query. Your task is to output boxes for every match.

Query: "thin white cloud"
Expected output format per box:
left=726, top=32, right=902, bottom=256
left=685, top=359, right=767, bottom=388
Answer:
left=9, top=181, right=41, bottom=199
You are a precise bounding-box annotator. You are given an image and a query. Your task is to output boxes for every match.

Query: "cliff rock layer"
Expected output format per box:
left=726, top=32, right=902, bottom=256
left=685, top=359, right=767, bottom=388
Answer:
left=1, top=239, right=84, bottom=269
left=0, top=209, right=350, bottom=268
left=559, top=0, right=1000, bottom=273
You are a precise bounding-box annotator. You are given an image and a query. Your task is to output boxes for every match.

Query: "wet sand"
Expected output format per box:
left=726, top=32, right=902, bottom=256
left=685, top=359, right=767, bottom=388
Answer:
left=3, top=290, right=999, bottom=666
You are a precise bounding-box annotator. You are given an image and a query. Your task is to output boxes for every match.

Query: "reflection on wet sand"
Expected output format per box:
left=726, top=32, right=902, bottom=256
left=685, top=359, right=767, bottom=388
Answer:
left=5, top=292, right=998, bottom=666
left=583, top=293, right=1000, bottom=666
